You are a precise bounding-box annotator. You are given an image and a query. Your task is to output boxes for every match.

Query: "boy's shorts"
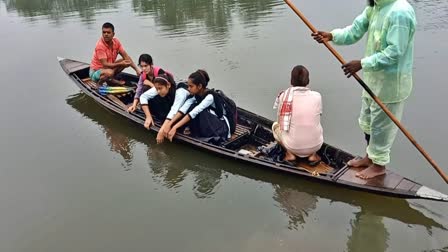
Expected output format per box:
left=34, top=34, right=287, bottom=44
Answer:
left=89, top=68, right=102, bottom=82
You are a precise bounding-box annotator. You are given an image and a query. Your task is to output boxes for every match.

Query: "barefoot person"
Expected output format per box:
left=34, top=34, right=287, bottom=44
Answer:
left=272, top=65, right=323, bottom=166
left=90, top=22, right=140, bottom=86
left=312, top=0, right=416, bottom=179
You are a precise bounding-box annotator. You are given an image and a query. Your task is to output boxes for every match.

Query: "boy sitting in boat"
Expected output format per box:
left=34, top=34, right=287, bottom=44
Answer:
left=89, top=22, right=140, bottom=86
left=167, top=70, right=233, bottom=144
left=272, top=65, right=323, bottom=165
left=127, top=53, right=174, bottom=113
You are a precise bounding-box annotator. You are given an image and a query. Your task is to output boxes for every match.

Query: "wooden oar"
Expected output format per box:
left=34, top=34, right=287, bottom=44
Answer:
left=283, top=0, right=448, bottom=183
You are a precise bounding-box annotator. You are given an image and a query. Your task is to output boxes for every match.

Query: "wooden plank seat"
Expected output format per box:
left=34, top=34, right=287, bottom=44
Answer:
left=231, top=124, right=252, bottom=140
left=297, top=160, right=334, bottom=175
left=81, top=78, right=99, bottom=89
left=222, top=124, right=252, bottom=149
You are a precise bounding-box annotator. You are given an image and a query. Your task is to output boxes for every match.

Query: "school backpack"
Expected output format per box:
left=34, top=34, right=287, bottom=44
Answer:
left=210, top=89, right=238, bottom=134
left=176, top=82, right=188, bottom=90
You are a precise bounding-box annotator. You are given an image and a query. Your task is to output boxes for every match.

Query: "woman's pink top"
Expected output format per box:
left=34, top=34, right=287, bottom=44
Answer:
left=277, top=87, right=323, bottom=153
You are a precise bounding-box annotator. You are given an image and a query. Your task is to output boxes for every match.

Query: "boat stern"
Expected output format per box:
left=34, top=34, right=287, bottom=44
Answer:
left=416, top=186, right=448, bottom=202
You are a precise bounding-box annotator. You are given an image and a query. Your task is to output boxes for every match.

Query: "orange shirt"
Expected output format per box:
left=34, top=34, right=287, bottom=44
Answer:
left=90, top=37, right=125, bottom=70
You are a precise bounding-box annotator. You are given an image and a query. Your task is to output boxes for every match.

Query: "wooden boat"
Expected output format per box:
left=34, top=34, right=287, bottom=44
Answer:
left=58, top=57, right=448, bottom=202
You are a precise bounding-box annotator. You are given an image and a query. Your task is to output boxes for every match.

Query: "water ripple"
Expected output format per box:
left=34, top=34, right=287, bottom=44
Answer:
left=410, top=0, right=448, bottom=31
left=2, top=0, right=287, bottom=47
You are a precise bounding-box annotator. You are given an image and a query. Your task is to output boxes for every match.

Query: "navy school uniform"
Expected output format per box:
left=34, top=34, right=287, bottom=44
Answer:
left=139, top=85, right=190, bottom=122
left=179, top=93, right=231, bottom=143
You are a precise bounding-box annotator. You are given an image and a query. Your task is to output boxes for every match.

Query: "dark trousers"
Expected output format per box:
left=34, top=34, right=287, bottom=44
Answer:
left=189, top=109, right=229, bottom=141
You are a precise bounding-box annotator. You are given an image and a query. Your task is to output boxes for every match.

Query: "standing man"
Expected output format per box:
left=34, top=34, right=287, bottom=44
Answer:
left=90, top=22, right=140, bottom=86
left=312, top=0, right=416, bottom=179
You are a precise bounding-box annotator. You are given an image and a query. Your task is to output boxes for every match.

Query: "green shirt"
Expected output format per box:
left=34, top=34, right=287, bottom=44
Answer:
left=331, top=0, right=417, bottom=103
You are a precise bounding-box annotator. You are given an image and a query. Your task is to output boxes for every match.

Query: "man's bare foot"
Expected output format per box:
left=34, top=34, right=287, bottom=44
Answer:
left=347, top=156, right=372, bottom=167
left=307, top=153, right=321, bottom=166
left=355, top=164, right=386, bottom=180
left=284, top=151, right=296, bottom=162
left=308, top=153, right=321, bottom=162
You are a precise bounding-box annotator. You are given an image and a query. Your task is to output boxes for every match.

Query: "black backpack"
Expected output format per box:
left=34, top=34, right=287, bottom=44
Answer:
left=210, top=89, right=238, bottom=134
left=176, top=82, right=188, bottom=90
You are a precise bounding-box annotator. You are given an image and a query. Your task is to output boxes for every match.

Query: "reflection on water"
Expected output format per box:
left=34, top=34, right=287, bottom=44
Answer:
left=347, top=213, right=389, bottom=252
left=2, top=0, right=284, bottom=46
left=273, top=185, right=317, bottom=230
left=1, top=0, right=119, bottom=24
left=262, top=177, right=445, bottom=251
left=191, top=164, right=222, bottom=198
left=66, top=93, right=223, bottom=198
left=272, top=187, right=389, bottom=251
left=5, top=0, right=448, bottom=32
left=146, top=144, right=223, bottom=198
left=104, top=126, right=134, bottom=170
left=132, top=0, right=284, bottom=44
left=409, top=0, right=448, bottom=31
left=66, top=93, right=136, bottom=170
left=146, top=147, right=187, bottom=190
left=66, top=92, right=445, bottom=251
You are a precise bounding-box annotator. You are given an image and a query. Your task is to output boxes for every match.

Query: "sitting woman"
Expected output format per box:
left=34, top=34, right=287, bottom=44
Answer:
left=127, top=53, right=174, bottom=113
left=272, top=65, right=323, bottom=165
left=167, top=70, right=231, bottom=144
left=139, top=73, right=190, bottom=143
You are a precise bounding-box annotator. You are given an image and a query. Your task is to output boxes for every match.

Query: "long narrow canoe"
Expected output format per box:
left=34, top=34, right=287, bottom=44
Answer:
left=58, top=57, right=448, bottom=202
